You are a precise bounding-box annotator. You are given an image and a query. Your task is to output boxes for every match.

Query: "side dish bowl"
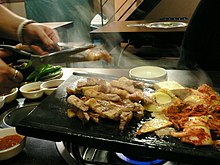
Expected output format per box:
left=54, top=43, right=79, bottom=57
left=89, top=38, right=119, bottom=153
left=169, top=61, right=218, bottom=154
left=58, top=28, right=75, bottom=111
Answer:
left=19, top=81, right=44, bottom=99
left=40, top=79, right=64, bottom=95
left=129, top=66, right=167, bottom=82
left=0, top=127, right=26, bottom=160
left=19, top=79, right=64, bottom=99
left=0, top=88, right=18, bottom=109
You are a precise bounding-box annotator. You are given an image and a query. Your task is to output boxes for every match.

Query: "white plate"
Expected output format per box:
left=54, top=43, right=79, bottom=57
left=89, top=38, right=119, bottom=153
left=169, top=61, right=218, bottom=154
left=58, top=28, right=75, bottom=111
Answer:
left=146, top=22, right=188, bottom=29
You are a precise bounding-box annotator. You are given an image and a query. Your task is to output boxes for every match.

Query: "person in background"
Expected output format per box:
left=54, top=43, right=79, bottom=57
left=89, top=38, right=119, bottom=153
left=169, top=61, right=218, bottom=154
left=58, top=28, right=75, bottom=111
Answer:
left=0, top=3, right=60, bottom=95
left=178, top=0, right=220, bottom=70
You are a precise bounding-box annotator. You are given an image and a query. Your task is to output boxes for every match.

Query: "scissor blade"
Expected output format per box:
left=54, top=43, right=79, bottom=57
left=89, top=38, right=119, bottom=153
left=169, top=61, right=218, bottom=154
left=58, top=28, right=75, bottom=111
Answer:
left=30, top=44, right=96, bottom=63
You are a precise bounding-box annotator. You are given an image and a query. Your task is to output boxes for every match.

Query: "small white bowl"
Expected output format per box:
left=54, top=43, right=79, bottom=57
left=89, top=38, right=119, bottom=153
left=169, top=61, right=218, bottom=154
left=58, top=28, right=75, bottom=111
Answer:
left=0, top=88, right=18, bottom=109
left=4, top=88, right=18, bottom=103
left=0, top=127, right=26, bottom=160
left=0, top=96, right=5, bottom=109
left=129, top=66, right=167, bottom=82
left=40, top=79, right=64, bottom=95
left=19, top=81, right=44, bottom=99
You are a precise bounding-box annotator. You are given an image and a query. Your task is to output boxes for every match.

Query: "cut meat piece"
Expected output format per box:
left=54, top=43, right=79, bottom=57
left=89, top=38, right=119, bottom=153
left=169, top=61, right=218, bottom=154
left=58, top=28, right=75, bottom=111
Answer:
left=77, top=77, right=107, bottom=88
left=83, top=89, right=121, bottom=101
left=128, top=91, right=152, bottom=104
left=110, top=87, right=129, bottom=99
left=118, top=76, right=145, bottom=89
left=119, top=111, right=133, bottom=131
left=67, top=95, right=89, bottom=111
left=84, top=98, right=123, bottom=120
left=84, top=48, right=112, bottom=63
left=110, top=80, right=136, bottom=93
left=66, top=76, right=150, bottom=131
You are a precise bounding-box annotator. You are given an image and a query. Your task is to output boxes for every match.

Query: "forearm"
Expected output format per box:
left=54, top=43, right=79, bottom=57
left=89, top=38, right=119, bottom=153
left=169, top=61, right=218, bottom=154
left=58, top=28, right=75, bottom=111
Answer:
left=0, top=5, right=26, bottom=41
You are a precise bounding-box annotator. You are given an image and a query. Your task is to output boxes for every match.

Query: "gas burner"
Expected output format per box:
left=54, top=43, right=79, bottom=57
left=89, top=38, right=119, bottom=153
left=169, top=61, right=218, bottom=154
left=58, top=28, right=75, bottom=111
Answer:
left=56, top=142, right=181, bottom=165
left=115, top=153, right=165, bottom=165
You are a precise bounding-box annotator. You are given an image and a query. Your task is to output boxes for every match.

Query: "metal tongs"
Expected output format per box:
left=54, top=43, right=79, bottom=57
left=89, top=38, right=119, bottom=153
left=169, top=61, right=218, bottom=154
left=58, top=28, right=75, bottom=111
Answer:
left=0, top=44, right=95, bottom=64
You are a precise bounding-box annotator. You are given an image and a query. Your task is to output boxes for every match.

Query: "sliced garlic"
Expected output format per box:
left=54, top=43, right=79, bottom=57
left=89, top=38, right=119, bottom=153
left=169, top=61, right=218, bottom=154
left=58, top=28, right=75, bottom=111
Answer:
left=151, top=91, right=172, bottom=105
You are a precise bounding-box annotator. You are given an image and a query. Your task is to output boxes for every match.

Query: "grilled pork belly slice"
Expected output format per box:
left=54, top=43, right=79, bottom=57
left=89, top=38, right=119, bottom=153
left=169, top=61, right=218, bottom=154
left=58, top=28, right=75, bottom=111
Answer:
left=128, top=91, right=152, bottom=104
left=84, top=98, right=124, bottom=120
left=84, top=48, right=112, bottom=63
left=66, top=76, right=149, bottom=131
left=110, top=87, right=129, bottom=99
left=76, top=110, right=90, bottom=124
left=110, top=80, right=136, bottom=93
left=88, top=112, right=99, bottom=123
left=66, top=87, right=78, bottom=95
left=132, top=102, right=145, bottom=120
left=67, top=108, right=77, bottom=118
left=119, top=111, right=133, bottom=131
left=118, top=77, right=145, bottom=89
left=84, top=98, right=144, bottom=130
left=67, top=108, right=90, bottom=123
left=83, top=89, right=121, bottom=101
left=77, top=77, right=107, bottom=88
left=67, top=95, right=89, bottom=112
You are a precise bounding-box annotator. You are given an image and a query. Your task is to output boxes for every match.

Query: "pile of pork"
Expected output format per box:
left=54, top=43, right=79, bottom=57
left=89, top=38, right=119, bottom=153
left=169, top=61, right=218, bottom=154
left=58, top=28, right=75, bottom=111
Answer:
left=66, top=77, right=152, bottom=131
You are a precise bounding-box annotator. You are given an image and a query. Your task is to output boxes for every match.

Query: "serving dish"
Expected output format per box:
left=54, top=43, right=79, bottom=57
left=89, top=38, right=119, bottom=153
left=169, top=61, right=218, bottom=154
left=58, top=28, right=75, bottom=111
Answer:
left=40, top=79, right=64, bottom=95
left=0, top=127, right=26, bottom=160
left=14, top=74, right=220, bottom=164
left=0, top=88, right=18, bottom=109
left=19, top=79, right=65, bottom=99
left=19, top=81, right=44, bottom=99
left=129, top=66, right=167, bottom=82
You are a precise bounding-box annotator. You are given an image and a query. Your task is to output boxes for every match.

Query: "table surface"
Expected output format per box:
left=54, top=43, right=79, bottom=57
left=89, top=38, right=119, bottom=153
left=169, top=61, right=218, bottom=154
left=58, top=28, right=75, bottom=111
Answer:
left=90, top=20, right=188, bottom=34
left=90, top=20, right=188, bottom=49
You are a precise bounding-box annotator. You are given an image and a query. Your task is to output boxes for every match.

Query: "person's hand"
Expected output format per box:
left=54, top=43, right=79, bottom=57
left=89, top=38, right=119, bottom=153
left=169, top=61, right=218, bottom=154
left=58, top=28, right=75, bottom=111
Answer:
left=22, top=22, right=60, bottom=52
left=0, top=58, right=23, bottom=95
left=0, top=48, right=12, bottom=58
left=15, top=43, right=52, bottom=55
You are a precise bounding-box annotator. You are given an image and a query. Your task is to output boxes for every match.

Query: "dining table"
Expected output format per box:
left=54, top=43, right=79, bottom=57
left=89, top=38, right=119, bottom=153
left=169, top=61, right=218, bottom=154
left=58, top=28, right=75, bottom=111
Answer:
left=90, top=20, right=188, bottom=50
left=1, top=67, right=220, bottom=165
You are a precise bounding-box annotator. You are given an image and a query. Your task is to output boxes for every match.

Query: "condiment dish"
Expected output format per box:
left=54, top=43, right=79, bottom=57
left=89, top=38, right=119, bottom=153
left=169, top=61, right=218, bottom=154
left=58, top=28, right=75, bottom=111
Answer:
left=0, top=88, right=18, bottom=109
left=19, top=81, right=44, bottom=99
left=40, top=79, right=64, bottom=95
left=129, top=66, right=167, bottom=82
left=0, top=127, right=26, bottom=160
left=0, top=97, right=5, bottom=109
left=19, top=79, right=64, bottom=99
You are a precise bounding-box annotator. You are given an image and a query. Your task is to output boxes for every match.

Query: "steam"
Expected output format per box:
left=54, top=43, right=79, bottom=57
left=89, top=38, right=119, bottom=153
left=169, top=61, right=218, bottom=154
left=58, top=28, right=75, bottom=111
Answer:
left=26, top=0, right=94, bottom=43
